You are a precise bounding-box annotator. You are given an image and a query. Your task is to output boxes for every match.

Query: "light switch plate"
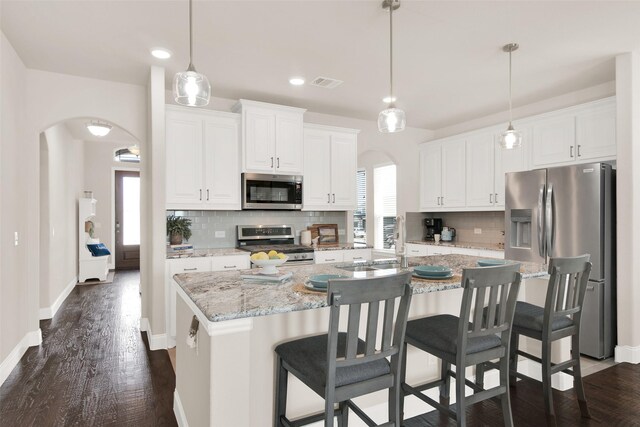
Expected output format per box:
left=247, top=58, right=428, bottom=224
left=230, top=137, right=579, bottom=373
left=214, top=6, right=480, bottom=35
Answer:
left=215, top=231, right=225, bottom=238
left=14, top=231, right=19, bottom=246
left=474, top=228, right=482, bottom=234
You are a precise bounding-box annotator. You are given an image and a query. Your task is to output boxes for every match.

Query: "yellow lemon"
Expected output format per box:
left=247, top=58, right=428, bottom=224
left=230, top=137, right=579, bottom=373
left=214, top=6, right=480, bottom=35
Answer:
left=277, top=253, right=287, bottom=260
left=268, top=250, right=278, bottom=258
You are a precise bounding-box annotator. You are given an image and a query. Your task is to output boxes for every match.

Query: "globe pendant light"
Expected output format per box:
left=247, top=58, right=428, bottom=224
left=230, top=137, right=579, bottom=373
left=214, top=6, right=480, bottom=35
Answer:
left=378, top=0, right=405, bottom=133
left=499, top=43, right=522, bottom=149
left=174, top=0, right=211, bottom=107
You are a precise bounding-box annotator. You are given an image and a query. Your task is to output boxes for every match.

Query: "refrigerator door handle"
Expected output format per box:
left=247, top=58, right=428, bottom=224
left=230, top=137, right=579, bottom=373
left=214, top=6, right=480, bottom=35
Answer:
left=546, top=184, right=554, bottom=257
left=537, top=184, right=546, bottom=257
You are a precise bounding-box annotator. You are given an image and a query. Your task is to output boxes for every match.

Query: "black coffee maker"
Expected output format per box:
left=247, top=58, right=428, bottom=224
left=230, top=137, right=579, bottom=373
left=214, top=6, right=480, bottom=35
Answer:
left=424, top=218, right=443, bottom=241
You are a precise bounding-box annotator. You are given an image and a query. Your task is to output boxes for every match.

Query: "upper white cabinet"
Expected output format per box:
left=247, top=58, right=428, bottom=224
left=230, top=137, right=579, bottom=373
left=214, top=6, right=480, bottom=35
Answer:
left=531, top=97, right=616, bottom=168
left=166, top=106, right=241, bottom=210
left=233, top=100, right=306, bottom=174
left=303, top=124, right=359, bottom=211
left=419, top=139, right=466, bottom=210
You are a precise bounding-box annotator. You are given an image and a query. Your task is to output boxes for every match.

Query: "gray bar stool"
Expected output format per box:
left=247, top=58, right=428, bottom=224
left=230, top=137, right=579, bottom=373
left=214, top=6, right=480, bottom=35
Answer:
left=274, top=271, right=413, bottom=426
left=501, top=255, right=592, bottom=426
left=401, top=264, right=522, bottom=427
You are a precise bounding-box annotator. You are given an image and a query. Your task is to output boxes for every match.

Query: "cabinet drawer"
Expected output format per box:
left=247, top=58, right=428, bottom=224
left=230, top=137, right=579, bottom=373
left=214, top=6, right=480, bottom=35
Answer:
left=476, top=249, right=505, bottom=259
left=426, top=245, right=452, bottom=256
left=406, top=244, right=428, bottom=257
left=211, top=254, right=250, bottom=271
left=343, top=249, right=372, bottom=263
left=168, top=257, right=212, bottom=275
left=449, top=247, right=478, bottom=256
left=314, top=251, right=344, bottom=264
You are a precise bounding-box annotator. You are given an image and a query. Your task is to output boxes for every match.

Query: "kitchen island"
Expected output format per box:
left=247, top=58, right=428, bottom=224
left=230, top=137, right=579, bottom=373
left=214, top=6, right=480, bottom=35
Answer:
left=172, top=255, right=547, bottom=427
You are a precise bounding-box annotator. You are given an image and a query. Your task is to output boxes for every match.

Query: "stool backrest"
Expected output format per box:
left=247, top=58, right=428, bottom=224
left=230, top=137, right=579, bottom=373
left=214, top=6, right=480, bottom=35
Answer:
left=544, top=255, right=592, bottom=333
left=459, top=264, right=522, bottom=359
left=326, top=272, right=413, bottom=371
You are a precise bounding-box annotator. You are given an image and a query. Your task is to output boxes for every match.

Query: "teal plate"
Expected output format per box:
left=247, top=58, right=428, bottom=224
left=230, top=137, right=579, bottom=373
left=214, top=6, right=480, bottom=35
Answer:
left=308, top=274, right=348, bottom=289
left=413, top=272, right=455, bottom=280
left=413, top=265, right=452, bottom=277
left=477, top=259, right=510, bottom=267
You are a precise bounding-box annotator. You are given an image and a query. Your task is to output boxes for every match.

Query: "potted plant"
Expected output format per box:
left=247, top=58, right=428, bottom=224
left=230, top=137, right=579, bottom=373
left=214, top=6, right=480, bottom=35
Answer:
left=166, top=215, right=192, bottom=245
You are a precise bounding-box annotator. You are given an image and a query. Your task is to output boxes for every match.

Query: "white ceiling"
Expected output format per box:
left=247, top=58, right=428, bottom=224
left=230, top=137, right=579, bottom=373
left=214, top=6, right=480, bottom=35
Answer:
left=4, top=1, right=640, bottom=129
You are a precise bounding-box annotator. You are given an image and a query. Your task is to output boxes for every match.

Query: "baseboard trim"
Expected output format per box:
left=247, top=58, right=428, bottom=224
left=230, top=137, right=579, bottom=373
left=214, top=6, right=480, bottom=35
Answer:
left=615, top=345, right=640, bottom=363
left=518, top=359, right=573, bottom=391
left=140, top=317, right=167, bottom=350
left=174, top=389, right=189, bottom=427
left=39, top=276, right=77, bottom=320
left=0, top=329, right=42, bottom=387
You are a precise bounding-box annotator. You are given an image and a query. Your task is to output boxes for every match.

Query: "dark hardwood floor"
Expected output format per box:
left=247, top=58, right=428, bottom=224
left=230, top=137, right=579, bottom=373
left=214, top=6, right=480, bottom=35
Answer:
left=0, top=271, right=177, bottom=427
left=404, top=362, right=640, bottom=426
left=2, top=270, right=640, bottom=426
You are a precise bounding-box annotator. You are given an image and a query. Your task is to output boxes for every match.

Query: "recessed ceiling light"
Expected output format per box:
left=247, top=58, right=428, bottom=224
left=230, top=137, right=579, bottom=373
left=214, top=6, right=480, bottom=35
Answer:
left=151, top=48, right=172, bottom=59
left=382, top=96, right=397, bottom=103
left=86, top=121, right=113, bottom=137
left=289, top=77, right=305, bottom=86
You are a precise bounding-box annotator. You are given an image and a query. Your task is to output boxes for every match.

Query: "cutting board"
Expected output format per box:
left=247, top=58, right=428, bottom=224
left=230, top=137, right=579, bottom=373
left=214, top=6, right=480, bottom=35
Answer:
left=307, top=224, right=338, bottom=245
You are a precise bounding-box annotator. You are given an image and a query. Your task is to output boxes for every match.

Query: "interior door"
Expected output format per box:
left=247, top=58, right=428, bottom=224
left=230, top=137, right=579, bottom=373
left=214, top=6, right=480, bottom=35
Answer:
left=115, top=170, right=140, bottom=270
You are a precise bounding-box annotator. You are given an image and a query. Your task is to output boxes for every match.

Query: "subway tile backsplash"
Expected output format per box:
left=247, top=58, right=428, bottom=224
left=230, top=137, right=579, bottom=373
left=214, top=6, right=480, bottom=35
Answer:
left=406, top=211, right=505, bottom=245
left=167, top=210, right=347, bottom=248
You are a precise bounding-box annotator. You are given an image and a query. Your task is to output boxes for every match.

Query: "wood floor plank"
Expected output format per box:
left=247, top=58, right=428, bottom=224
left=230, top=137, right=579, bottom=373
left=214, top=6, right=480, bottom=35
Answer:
left=0, top=271, right=177, bottom=427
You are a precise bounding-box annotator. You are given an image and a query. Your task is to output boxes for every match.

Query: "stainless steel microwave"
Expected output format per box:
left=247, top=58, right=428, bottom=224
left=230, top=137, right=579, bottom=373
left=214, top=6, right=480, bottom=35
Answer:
left=241, top=173, right=303, bottom=210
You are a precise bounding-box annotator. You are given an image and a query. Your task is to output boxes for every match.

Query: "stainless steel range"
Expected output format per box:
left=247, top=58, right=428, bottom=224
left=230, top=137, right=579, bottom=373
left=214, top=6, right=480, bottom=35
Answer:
left=236, top=225, right=315, bottom=265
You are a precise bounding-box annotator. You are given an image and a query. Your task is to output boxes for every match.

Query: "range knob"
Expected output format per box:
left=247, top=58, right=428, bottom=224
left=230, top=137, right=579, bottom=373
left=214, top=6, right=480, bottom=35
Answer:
left=293, top=254, right=300, bottom=260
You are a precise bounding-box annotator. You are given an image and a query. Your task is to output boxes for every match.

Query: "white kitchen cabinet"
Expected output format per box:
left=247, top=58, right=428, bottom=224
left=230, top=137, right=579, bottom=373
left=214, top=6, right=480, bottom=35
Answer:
left=419, top=139, right=465, bottom=210
left=166, top=106, right=241, bottom=210
left=234, top=100, right=306, bottom=174
left=342, top=248, right=372, bottom=263
left=211, top=254, right=250, bottom=271
left=314, top=251, right=344, bottom=264
left=426, top=245, right=452, bottom=256
left=476, top=249, right=505, bottom=259
left=406, top=243, right=428, bottom=257
left=303, top=124, right=359, bottom=211
left=531, top=97, right=616, bottom=168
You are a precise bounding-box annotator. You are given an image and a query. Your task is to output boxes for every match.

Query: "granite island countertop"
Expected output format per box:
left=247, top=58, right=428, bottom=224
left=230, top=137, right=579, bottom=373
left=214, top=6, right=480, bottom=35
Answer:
left=406, top=240, right=505, bottom=251
left=173, top=255, right=547, bottom=323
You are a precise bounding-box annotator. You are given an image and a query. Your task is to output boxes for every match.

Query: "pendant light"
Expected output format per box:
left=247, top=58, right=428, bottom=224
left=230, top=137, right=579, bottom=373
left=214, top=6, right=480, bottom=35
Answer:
left=499, top=43, right=522, bottom=149
left=174, top=0, right=211, bottom=107
left=378, top=0, right=405, bottom=133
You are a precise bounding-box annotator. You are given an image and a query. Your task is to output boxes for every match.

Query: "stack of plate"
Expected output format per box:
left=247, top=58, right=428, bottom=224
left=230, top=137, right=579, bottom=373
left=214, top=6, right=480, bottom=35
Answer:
left=413, top=265, right=454, bottom=280
left=304, top=274, right=348, bottom=291
left=477, top=259, right=510, bottom=267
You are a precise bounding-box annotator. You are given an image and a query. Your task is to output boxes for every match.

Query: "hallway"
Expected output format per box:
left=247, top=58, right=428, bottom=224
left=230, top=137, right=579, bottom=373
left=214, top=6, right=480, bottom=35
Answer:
left=0, top=271, right=177, bottom=426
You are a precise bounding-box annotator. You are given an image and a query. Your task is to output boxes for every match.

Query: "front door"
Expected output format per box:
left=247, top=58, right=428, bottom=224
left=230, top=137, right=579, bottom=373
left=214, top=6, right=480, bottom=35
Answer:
left=115, top=170, right=140, bottom=270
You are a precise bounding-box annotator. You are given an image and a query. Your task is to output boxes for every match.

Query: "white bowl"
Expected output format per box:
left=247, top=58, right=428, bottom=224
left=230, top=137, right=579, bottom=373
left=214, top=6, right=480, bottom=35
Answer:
left=250, top=256, right=289, bottom=274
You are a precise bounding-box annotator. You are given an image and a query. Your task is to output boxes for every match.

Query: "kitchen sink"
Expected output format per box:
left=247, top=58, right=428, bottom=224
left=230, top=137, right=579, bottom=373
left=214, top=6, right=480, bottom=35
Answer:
left=336, top=265, right=378, bottom=272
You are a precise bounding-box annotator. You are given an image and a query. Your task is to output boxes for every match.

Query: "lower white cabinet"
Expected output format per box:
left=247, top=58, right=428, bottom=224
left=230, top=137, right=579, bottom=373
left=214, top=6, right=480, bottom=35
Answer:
left=406, top=243, right=428, bottom=257
left=405, top=243, right=505, bottom=259
left=314, top=248, right=372, bottom=264
left=343, top=249, right=372, bottom=263
left=211, top=254, right=250, bottom=271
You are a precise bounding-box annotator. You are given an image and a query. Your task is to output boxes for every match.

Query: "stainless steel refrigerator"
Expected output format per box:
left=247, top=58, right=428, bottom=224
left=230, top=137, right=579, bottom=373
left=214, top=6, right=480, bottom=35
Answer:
left=505, top=162, right=616, bottom=359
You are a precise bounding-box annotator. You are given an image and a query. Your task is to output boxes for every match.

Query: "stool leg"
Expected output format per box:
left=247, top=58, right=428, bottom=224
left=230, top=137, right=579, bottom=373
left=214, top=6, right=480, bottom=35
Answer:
left=338, top=401, right=349, bottom=427
left=455, top=365, right=466, bottom=427
left=500, top=351, right=514, bottom=427
left=541, top=340, right=557, bottom=427
left=399, top=342, right=408, bottom=421
left=274, top=355, right=288, bottom=427
left=509, top=333, right=519, bottom=387
left=440, top=361, right=451, bottom=407
left=475, top=362, right=485, bottom=391
left=325, top=393, right=335, bottom=426
left=572, top=333, right=591, bottom=419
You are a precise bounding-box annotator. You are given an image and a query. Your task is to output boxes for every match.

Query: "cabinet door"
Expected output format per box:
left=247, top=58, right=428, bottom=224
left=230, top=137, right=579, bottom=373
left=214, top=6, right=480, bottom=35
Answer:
left=441, top=139, right=466, bottom=208
left=330, top=133, right=357, bottom=209
left=303, top=129, right=332, bottom=210
left=166, top=112, right=204, bottom=205
left=576, top=101, right=616, bottom=161
left=244, top=108, right=276, bottom=173
left=531, top=115, right=576, bottom=167
left=494, top=127, right=528, bottom=208
left=203, top=116, right=241, bottom=210
left=275, top=112, right=304, bottom=174
left=419, top=144, right=442, bottom=210
left=465, top=133, right=495, bottom=208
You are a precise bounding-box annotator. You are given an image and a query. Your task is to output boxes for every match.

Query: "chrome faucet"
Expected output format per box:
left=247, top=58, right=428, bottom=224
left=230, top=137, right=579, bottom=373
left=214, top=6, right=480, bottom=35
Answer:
left=395, top=215, right=408, bottom=268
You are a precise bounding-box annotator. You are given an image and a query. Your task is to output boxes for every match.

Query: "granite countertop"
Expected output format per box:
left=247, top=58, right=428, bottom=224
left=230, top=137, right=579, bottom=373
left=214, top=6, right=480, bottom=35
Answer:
left=166, top=247, right=248, bottom=259
left=314, top=243, right=373, bottom=251
left=406, top=240, right=505, bottom=251
left=173, top=255, right=547, bottom=323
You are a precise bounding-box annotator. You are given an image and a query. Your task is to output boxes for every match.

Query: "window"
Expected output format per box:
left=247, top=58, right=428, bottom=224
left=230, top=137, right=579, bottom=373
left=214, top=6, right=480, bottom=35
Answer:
left=114, top=148, right=140, bottom=163
left=122, top=176, right=140, bottom=245
left=373, top=164, right=396, bottom=250
left=354, top=169, right=366, bottom=243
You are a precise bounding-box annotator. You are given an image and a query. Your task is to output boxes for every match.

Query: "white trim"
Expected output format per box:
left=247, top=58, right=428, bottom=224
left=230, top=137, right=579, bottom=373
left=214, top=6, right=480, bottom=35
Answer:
left=173, top=389, right=189, bottom=427
left=615, top=345, right=640, bottom=363
left=517, top=359, right=573, bottom=391
left=140, top=317, right=168, bottom=350
left=0, top=329, right=42, bottom=386
left=39, top=276, right=77, bottom=320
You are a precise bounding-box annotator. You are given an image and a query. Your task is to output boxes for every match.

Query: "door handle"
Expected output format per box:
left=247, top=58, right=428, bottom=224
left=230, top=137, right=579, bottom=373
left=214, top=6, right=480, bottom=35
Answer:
left=223, top=265, right=237, bottom=269
left=277, top=157, right=280, bottom=168
left=570, top=146, right=574, bottom=158
left=183, top=268, right=198, bottom=271
left=577, top=145, right=582, bottom=157
left=332, top=193, right=335, bottom=203
left=537, top=184, right=546, bottom=257
left=441, top=196, right=444, bottom=205
left=271, top=157, right=274, bottom=168
left=207, top=189, right=209, bottom=201
left=545, top=184, right=554, bottom=257
left=490, top=193, right=493, bottom=204
left=327, top=193, right=331, bottom=203
left=199, top=189, right=202, bottom=201
left=437, top=196, right=440, bottom=206
left=494, top=193, right=498, bottom=204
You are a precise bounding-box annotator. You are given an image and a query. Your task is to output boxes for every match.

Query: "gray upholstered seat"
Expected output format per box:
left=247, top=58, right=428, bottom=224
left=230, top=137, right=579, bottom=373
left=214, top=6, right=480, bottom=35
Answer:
left=275, top=332, right=390, bottom=394
left=406, top=314, right=501, bottom=356
left=513, top=301, right=574, bottom=332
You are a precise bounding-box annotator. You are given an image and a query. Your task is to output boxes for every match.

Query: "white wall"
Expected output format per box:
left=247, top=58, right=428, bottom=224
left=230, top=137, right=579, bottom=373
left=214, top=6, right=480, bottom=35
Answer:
left=40, top=124, right=84, bottom=310
left=0, top=32, right=37, bottom=364
left=83, top=139, right=140, bottom=268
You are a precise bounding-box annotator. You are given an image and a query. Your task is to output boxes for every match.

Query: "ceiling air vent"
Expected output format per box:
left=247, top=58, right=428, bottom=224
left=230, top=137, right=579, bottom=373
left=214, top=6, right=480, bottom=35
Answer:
left=310, top=76, right=343, bottom=89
